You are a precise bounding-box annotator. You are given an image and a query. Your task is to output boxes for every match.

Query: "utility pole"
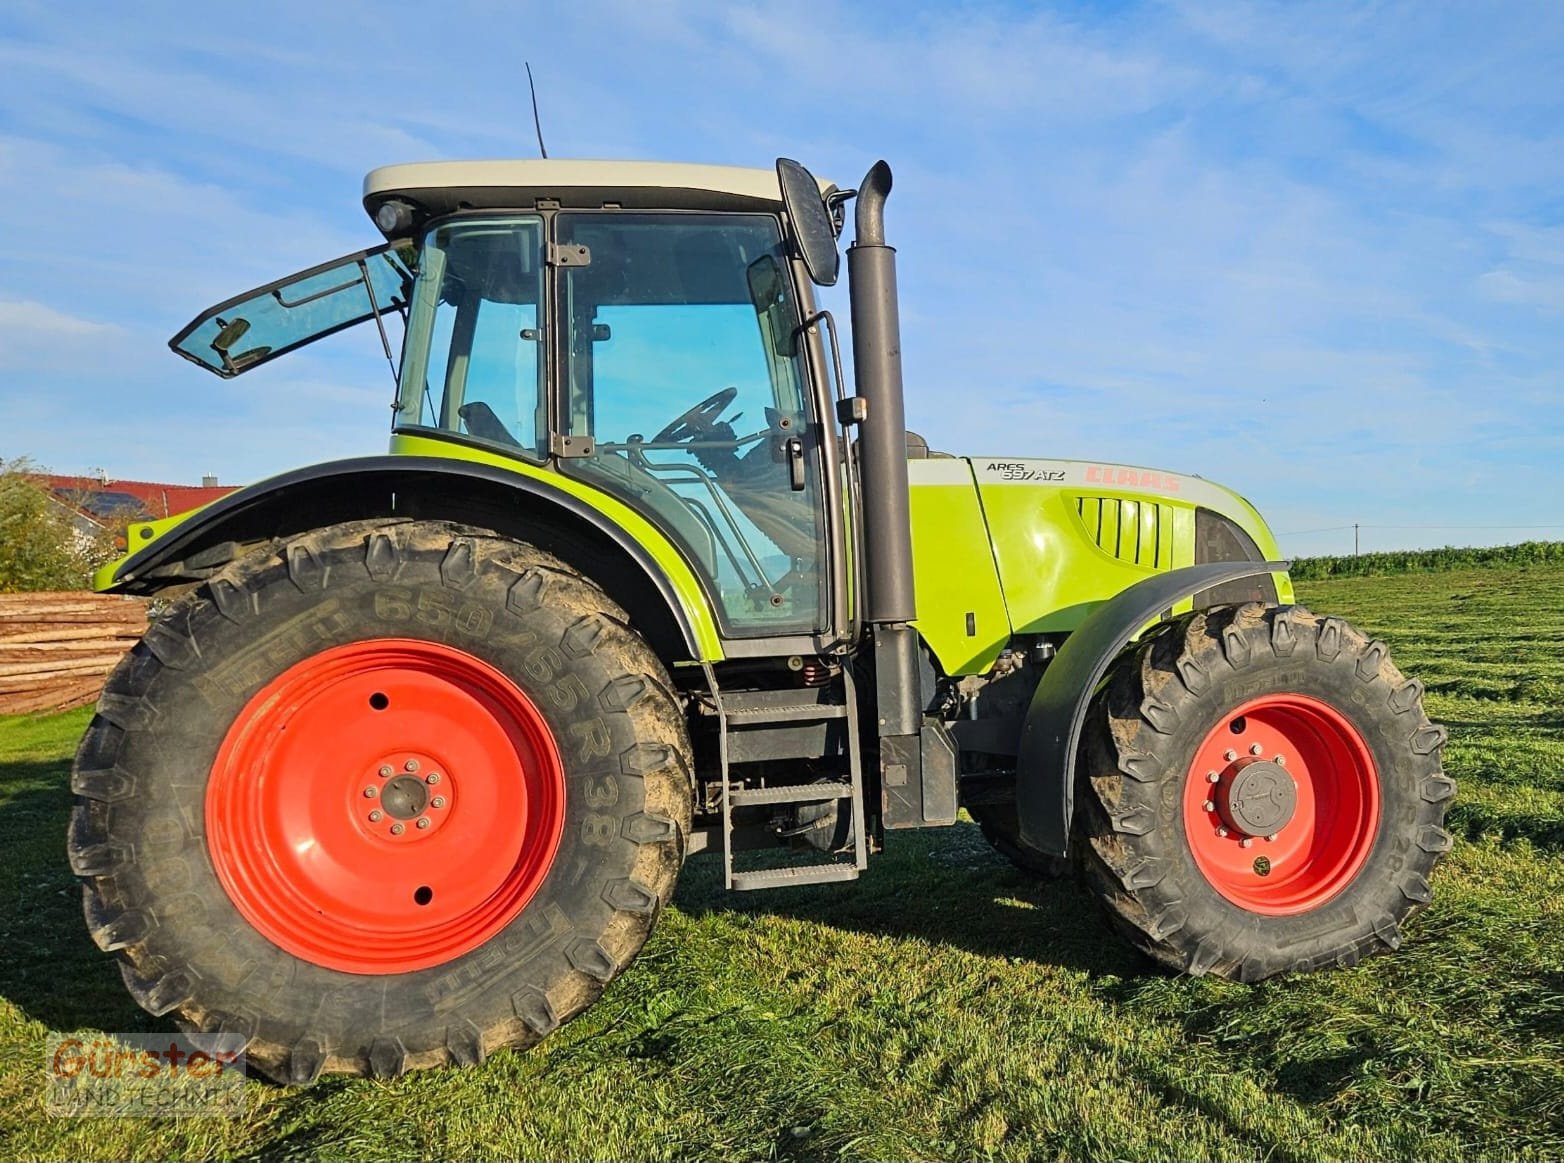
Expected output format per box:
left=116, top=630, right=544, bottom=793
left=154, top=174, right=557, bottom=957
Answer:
left=1354, top=523, right=1360, bottom=556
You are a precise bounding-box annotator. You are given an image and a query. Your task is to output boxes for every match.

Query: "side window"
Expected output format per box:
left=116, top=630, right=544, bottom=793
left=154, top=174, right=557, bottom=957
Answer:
left=396, top=218, right=546, bottom=458
left=456, top=299, right=542, bottom=452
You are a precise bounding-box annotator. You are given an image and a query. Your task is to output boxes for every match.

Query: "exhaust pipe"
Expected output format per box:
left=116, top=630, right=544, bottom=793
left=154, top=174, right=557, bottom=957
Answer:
left=848, top=161, right=916, bottom=628
left=848, top=161, right=920, bottom=745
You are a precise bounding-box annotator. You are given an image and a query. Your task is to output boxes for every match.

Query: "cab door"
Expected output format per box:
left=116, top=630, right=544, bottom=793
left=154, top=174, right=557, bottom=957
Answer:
left=553, top=212, right=835, bottom=642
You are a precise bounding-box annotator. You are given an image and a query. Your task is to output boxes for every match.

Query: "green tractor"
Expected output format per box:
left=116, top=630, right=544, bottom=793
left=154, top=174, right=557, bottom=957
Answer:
left=71, top=157, right=1452, bottom=1083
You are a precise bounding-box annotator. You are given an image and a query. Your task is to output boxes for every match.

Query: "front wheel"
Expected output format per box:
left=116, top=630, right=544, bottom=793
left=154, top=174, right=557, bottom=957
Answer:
left=1075, top=603, right=1454, bottom=982
left=69, top=520, right=693, bottom=1082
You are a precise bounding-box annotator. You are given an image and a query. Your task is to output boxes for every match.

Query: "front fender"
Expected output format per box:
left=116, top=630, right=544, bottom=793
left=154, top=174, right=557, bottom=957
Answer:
left=101, top=455, right=724, bottom=662
left=1015, top=560, right=1289, bottom=855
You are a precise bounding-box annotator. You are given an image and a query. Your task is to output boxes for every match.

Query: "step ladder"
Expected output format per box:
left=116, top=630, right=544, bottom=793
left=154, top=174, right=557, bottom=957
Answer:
left=703, top=664, right=869, bottom=891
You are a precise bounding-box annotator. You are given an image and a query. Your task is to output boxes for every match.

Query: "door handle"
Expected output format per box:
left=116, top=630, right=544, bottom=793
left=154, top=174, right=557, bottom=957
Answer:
left=784, top=437, right=806, bottom=491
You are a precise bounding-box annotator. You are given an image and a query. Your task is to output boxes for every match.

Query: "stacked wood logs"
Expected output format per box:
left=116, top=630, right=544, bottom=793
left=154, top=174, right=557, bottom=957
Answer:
left=0, top=592, right=149, bottom=716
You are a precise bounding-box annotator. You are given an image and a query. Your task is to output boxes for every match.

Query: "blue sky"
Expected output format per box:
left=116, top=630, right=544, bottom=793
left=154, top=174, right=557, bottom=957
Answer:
left=1, top=0, right=1562, bottom=555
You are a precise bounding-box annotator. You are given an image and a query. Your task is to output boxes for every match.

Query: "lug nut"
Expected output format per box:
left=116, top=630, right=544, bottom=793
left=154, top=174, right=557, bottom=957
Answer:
left=378, top=765, right=393, bottom=778
left=426, top=772, right=441, bottom=785
left=416, top=817, right=431, bottom=830
left=1224, top=749, right=1237, bottom=762
left=1203, top=800, right=1217, bottom=813
left=404, top=759, right=420, bottom=773
left=1266, top=833, right=1278, bottom=842
left=368, top=809, right=383, bottom=822
left=1249, top=743, right=1263, bottom=756
left=1275, top=755, right=1286, bottom=767
left=1216, top=826, right=1230, bottom=838
left=390, top=822, right=405, bottom=835
left=1206, top=771, right=1221, bottom=784
left=431, top=795, right=446, bottom=809
left=363, top=786, right=378, bottom=798
left=1241, top=837, right=1254, bottom=849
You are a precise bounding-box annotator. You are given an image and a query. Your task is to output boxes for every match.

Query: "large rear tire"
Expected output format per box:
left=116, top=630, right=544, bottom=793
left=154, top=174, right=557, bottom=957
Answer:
left=1075, top=603, right=1454, bottom=982
left=68, top=520, right=692, bottom=1082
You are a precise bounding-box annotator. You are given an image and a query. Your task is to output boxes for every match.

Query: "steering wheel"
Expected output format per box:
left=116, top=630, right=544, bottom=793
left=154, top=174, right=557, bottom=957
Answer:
left=653, top=386, right=738, bottom=444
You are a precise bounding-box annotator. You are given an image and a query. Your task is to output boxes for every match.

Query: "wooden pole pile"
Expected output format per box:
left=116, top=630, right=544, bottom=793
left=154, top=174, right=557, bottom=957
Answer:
left=0, top=592, right=149, bottom=716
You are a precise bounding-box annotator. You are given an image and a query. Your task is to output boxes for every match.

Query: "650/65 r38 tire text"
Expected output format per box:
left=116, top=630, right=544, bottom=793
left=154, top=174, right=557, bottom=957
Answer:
left=67, top=520, right=693, bottom=1083
left=1075, top=603, right=1455, bottom=982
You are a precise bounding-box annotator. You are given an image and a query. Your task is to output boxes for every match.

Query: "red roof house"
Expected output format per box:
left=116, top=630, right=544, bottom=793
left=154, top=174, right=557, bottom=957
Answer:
left=38, top=474, right=239, bottom=529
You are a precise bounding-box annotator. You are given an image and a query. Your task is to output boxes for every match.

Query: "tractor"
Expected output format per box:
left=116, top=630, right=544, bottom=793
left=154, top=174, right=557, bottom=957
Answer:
left=69, top=157, right=1453, bottom=1083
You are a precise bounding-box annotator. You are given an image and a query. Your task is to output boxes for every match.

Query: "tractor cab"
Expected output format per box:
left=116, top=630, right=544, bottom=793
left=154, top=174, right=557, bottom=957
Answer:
left=170, top=161, right=854, bottom=645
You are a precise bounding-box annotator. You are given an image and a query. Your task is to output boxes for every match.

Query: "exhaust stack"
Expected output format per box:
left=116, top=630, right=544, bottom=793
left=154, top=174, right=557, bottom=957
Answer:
left=847, top=161, right=921, bottom=751
left=848, top=161, right=916, bottom=629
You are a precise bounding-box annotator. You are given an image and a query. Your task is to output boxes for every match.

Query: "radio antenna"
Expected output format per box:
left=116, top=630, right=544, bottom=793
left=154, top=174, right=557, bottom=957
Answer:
left=526, top=63, right=548, bottom=159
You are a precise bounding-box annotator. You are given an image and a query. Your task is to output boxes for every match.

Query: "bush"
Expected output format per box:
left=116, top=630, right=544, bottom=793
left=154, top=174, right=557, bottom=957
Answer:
left=0, top=458, right=115, bottom=592
left=1289, top=541, right=1564, bottom=580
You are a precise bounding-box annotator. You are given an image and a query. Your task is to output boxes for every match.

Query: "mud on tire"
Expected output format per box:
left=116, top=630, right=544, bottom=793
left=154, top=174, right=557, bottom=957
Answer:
left=68, top=520, right=693, bottom=1082
left=1075, top=602, right=1455, bottom=982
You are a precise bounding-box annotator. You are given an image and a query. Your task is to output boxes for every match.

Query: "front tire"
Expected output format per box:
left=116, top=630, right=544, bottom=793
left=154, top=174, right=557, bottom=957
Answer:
left=1075, top=603, right=1454, bottom=982
left=68, top=520, right=692, bottom=1082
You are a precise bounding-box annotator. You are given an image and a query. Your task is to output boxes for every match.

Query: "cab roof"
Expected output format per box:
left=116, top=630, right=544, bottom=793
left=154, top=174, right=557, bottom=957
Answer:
left=363, top=159, right=836, bottom=227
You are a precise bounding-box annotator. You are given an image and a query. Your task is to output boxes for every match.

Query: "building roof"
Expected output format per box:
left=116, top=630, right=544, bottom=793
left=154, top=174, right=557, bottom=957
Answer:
left=39, top=474, right=237, bottom=525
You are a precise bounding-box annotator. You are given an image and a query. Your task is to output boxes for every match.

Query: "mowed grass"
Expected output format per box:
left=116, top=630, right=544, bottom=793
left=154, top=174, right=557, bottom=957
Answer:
left=2, top=565, right=1562, bottom=1161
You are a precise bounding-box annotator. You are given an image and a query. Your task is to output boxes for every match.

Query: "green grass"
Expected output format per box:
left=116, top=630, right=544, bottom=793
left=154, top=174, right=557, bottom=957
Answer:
left=3, top=566, right=1563, bottom=1160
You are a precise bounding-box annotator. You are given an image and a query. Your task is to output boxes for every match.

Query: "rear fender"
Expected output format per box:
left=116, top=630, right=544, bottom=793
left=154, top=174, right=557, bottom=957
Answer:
left=1016, top=560, right=1289, bottom=855
left=102, top=455, right=722, bottom=663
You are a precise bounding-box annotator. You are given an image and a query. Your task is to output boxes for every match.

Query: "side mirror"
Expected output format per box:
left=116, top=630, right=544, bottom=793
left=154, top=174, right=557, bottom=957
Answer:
left=776, top=158, right=839, bottom=287
left=210, top=317, right=250, bottom=353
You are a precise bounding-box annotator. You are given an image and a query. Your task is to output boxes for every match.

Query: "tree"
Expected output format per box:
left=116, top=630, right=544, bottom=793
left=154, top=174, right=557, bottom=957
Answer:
left=0, top=458, right=114, bottom=592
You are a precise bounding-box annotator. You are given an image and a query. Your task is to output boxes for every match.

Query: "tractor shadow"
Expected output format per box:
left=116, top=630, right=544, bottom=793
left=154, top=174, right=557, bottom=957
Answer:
left=0, top=760, right=153, bottom=1035
left=672, top=819, right=1151, bottom=981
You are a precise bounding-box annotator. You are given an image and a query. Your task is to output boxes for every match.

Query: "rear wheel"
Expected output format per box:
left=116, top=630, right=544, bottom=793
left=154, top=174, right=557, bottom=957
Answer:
left=69, top=520, right=692, bottom=1082
left=1075, top=603, right=1454, bottom=981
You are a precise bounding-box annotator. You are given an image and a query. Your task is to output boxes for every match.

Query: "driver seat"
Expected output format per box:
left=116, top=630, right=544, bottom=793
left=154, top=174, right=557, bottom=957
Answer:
left=458, top=401, right=522, bottom=448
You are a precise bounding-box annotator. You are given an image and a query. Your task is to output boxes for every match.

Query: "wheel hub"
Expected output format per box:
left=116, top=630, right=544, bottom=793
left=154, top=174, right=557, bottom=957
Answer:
left=1217, top=759, right=1297, bottom=836
left=381, top=775, right=429, bottom=819
left=357, top=751, right=452, bottom=840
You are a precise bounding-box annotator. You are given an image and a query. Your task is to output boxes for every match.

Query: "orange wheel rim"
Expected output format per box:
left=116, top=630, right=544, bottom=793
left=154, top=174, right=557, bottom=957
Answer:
left=206, top=639, right=566, bottom=974
left=1183, top=694, right=1380, bottom=916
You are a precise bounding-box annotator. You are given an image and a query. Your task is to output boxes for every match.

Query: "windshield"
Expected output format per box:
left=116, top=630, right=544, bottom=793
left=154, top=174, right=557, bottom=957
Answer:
left=395, top=217, right=546, bottom=456
left=170, top=246, right=412, bottom=377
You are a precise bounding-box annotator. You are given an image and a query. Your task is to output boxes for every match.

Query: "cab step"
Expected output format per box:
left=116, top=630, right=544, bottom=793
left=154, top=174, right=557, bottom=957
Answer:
left=702, top=663, right=870, bottom=893
left=728, top=780, right=853, bottom=806
left=729, top=864, right=860, bottom=891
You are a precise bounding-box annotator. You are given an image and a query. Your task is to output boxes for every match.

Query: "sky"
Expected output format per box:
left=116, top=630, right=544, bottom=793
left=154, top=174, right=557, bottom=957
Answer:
left=1, top=0, right=1562, bottom=556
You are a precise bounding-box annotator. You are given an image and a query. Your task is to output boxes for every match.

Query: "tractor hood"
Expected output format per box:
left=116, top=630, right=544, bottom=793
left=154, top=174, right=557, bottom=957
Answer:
left=905, top=455, right=1291, bottom=676
left=966, top=456, right=1279, bottom=550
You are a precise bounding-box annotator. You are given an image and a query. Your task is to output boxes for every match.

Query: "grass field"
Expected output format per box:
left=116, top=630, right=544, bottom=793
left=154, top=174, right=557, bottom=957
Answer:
left=2, top=564, right=1561, bottom=1161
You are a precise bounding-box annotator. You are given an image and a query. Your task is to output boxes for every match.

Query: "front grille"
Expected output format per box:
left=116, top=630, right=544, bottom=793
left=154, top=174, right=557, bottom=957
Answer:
left=1073, top=496, right=1175, bottom=568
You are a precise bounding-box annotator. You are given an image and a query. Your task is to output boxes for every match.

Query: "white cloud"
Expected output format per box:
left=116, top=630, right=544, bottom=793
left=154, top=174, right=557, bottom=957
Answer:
left=0, top=299, right=124, bottom=369
left=0, top=300, right=120, bottom=337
